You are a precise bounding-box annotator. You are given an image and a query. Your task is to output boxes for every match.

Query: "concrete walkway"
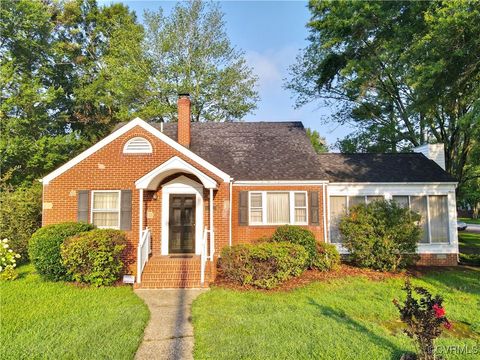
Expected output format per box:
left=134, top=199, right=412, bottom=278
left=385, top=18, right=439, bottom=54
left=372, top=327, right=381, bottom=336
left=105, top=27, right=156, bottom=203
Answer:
left=134, top=289, right=207, bottom=360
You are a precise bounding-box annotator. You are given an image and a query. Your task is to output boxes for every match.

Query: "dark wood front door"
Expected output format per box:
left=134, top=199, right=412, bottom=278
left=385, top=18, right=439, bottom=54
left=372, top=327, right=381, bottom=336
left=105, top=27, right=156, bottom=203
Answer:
left=169, top=194, right=196, bottom=254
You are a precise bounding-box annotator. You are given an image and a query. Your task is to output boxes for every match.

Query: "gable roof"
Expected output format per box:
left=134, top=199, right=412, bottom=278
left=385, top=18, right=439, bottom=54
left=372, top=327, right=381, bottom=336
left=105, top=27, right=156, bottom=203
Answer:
left=148, top=121, right=329, bottom=181
left=41, top=118, right=231, bottom=184
left=317, top=153, right=457, bottom=183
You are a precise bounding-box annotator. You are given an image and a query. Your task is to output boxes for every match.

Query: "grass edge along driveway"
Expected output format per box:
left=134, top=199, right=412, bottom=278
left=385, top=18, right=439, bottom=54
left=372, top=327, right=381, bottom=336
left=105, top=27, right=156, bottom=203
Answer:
left=0, top=264, right=149, bottom=360
left=192, top=267, right=480, bottom=360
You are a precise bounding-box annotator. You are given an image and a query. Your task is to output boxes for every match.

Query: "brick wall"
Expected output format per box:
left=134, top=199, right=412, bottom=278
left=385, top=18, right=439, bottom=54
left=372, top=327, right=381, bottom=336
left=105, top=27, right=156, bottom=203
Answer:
left=42, top=125, right=226, bottom=274
left=417, top=253, right=458, bottom=266
left=231, top=185, right=327, bottom=244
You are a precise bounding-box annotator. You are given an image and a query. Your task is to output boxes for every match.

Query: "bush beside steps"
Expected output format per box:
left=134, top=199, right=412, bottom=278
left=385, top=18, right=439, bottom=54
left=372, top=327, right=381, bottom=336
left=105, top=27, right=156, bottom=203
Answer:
left=29, top=222, right=94, bottom=281
left=219, top=242, right=308, bottom=289
left=61, top=229, right=127, bottom=286
left=29, top=222, right=127, bottom=286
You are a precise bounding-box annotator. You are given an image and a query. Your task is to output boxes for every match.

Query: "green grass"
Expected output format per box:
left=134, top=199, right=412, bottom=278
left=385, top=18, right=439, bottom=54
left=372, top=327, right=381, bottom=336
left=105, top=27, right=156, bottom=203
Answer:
left=192, top=268, right=480, bottom=360
left=459, top=231, right=480, bottom=266
left=0, top=264, right=149, bottom=360
left=459, top=217, right=480, bottom=225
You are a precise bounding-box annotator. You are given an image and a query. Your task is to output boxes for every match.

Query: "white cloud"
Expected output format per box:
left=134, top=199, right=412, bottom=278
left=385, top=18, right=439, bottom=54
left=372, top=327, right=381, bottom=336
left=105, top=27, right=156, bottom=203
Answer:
left=245, top=46, right=298, bottom=92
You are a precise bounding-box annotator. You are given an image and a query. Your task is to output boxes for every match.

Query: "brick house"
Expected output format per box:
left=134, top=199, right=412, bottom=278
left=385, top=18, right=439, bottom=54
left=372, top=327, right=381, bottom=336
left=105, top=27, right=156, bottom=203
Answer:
left=41, top=95, right=459, bottom=288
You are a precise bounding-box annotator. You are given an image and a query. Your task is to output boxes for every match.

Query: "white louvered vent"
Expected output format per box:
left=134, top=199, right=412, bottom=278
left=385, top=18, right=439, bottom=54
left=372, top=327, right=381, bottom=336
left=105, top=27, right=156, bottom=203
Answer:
left=123, top=137, right=153, bottom=154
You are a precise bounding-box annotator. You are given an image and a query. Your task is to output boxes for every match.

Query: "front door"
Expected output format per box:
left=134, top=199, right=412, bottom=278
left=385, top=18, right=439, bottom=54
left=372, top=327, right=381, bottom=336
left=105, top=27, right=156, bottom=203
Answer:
left=169, top=194, right=196, bottom=254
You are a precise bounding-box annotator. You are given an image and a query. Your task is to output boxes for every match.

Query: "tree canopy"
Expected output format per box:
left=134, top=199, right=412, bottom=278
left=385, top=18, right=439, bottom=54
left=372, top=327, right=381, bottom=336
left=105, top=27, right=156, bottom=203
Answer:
left=1, top=0, right=259, bottom=187
left=143, top=1, right=258, bottom=122
left=287, top=0, right=480, bottom=195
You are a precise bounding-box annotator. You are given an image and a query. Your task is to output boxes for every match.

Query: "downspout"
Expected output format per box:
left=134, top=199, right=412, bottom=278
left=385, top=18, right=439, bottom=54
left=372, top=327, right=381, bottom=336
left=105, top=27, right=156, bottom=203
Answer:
left=322, top=183, right=328, bottom=243
left=229, top=179, right=233, bottom=246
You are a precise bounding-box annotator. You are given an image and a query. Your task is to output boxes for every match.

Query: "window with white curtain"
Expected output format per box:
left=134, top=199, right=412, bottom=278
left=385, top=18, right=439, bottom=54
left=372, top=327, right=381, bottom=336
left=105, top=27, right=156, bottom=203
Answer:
left=267, top=192, right=290, bottom=224
left=393, top=195, right=450, bottom=244
left=392, top=195, right=410, bottom=208
left=429, top=195, right=449, bottom=243
left=248, top=191, right=308, bottom=225
left=329, top=194, right=450, bottom=245
left=329, top=196, right=347, bottom=243
left=91, top=191, right=120, bottom=228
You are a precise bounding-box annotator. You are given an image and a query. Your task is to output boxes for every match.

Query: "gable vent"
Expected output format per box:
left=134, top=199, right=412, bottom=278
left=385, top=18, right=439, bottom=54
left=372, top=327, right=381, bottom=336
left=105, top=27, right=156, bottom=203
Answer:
left=123, top=137, right=153, bottom=154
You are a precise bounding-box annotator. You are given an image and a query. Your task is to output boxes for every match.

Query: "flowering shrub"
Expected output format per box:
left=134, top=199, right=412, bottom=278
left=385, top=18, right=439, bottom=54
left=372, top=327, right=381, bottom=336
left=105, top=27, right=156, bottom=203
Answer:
left=0, top=238, right=21, bottom=280
left=393, top=280, right=452, bottom=360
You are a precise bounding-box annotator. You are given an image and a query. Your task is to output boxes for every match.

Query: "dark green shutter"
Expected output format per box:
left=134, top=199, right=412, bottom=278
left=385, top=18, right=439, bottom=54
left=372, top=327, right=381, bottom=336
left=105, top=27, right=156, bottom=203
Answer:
left=77, top=190, right=90, bottom=222
left=239, top=191, right=248, bottom=226
left=309, top=191, right=320, bottom=225
left=120, top=190, right=132, bottom=231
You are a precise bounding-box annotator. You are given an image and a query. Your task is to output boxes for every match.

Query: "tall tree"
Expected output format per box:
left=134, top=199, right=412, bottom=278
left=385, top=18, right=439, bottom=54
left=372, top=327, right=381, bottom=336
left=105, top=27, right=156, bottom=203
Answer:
left=286, top=1, right=480, bottom=190
left=143, top=0, right=259, bottom=122
left=0, top=0, right=149, bottom=186
left=306, top=128, right=328, bottom=153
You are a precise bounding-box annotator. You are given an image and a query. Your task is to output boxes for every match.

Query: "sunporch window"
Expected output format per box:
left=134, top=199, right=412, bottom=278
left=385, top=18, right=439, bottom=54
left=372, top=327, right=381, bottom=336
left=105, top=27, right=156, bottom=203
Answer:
left=91, top=191, right=121, bottom=229
left=392, top=195, right=450, bottom=243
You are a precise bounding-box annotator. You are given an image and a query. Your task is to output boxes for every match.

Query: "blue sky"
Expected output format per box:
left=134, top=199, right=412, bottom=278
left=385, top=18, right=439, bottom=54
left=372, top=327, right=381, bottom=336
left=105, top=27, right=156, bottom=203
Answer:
left=98, top=0, right=354, bottom=147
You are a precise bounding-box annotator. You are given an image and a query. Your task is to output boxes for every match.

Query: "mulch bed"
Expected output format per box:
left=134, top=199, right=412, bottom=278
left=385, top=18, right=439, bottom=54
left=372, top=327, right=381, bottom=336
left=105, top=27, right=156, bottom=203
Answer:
left=212, top=265, right=407, bottom=292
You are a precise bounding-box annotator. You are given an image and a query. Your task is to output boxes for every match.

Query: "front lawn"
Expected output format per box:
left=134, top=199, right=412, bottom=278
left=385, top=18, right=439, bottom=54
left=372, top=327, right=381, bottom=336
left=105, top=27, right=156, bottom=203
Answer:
left=459, top=217, right=480, bottom=225
left=459, top=231, right=480, bottom=266
left=193, top=267, right=480, bottom=359
left=0, top=264, right=149, bottom=360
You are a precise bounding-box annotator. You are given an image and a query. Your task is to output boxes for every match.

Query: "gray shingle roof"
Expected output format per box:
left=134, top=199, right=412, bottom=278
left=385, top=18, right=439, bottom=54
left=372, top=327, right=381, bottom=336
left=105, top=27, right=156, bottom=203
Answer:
left=155, top=122, right=329, bottom=181
left=115, top=121, right=456, bottom=183
left=317, top=153, right=457, bottom=183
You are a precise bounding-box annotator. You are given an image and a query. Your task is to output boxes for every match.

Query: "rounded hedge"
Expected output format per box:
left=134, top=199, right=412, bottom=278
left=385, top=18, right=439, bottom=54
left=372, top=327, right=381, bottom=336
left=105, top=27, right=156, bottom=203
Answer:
left=219, top=242, right=308, bottom=289
left=29, top=222, right=94, bottom=281
left=339, top=200, right=420, bottom=271
left=61, top=229, right=127, bottom=286
left=271, top=225, right=318, bottom=267
left=312, top=242, right=340, bottom=271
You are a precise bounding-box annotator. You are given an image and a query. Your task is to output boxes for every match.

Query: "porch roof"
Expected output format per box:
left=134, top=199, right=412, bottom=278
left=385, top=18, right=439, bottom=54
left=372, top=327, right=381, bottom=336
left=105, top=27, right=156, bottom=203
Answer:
left=135, top=156, right=217, bottom=190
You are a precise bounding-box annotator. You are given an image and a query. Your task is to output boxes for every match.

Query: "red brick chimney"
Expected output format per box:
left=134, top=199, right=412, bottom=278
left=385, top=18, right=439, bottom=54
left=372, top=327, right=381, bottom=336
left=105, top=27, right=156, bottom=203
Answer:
left=177, top=94, right=191, bottom=148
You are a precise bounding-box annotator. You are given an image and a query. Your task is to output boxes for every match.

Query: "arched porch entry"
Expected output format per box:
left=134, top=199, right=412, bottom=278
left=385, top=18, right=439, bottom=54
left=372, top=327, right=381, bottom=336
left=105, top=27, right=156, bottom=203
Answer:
left=135, top=156, right=217, bottom=283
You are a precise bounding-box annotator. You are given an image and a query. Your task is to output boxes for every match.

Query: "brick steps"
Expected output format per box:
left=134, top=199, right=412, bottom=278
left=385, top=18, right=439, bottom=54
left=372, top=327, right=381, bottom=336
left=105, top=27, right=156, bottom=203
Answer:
left=135, top=256, right=212, bottom=289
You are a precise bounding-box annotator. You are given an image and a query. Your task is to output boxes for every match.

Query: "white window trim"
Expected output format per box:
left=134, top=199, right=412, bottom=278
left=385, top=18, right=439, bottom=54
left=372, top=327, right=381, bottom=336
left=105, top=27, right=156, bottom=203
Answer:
left=292, top=192, right=308, bottom=225
left=248, top=191, right=308, bottom=226
left=388, top=195, right=450, bottom=245
left=249, top=192, right=264, bottom=225
left=90, top=190, right=121, bottom=229
left=123, top=137, right=153, bottom=154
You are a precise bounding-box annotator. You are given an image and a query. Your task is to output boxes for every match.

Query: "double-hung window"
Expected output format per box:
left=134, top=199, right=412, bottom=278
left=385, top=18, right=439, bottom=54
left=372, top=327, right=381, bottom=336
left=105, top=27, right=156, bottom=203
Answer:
left=249, top=191, right=308, bottom=225
left=91, top=191, right=121, bottom=229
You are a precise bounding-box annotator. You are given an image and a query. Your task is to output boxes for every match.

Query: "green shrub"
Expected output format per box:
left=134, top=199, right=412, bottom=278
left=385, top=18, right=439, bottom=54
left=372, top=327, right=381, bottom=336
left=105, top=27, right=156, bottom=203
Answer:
left=339, top=200, right=420, bottom=271
left=219, top=242, right=308, bottom=289
left=0, top=183, right=42, bottom=263
left=29, top=222, right=94, bottom=281
left=312, top=242, right=340, bottom=271
left=271, top=225, right=317, bottom=267
left=61, top=229, right=127, bottom=286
